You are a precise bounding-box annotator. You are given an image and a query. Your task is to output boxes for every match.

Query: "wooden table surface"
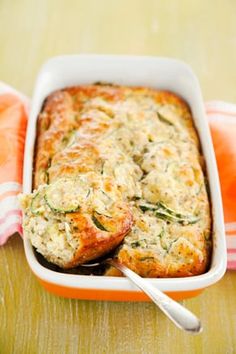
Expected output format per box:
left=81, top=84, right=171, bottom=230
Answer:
left=0, top=1, right=236, bottom=353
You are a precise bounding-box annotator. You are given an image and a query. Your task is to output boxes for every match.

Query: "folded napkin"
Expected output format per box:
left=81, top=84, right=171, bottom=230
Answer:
left=205, top=101, right=236, bottom=269
left=0, top=83, right=235, bottom=269
left=0, top=83, right=28, bottom=244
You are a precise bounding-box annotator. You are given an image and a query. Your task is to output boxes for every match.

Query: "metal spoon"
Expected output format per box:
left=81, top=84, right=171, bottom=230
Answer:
left=81, top=258, right=202, bottom=334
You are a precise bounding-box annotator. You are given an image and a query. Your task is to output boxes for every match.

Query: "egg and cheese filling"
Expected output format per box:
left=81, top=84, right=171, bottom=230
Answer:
left=20, top=84, right=211, bottom=276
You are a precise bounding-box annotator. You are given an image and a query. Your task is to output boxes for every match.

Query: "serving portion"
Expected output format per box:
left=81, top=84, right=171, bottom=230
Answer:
left=20, top=83, right=211, bottom=277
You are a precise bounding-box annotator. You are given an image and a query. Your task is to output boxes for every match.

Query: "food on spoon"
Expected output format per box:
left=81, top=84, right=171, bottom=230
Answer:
left=20, top=173, right=133, bottom=268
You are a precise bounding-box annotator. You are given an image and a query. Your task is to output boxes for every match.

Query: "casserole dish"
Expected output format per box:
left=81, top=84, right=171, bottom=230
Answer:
left=23, top=55, right=226, bottom=301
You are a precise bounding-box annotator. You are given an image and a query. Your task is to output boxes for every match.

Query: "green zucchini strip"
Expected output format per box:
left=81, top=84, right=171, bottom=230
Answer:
left=139, top=201, right=199, bottom=225
left=44, top=179, right=82, bottom=213
left=31, top=192, right=45, bottom=215
left=157, top=112, right=174, bottom=126
left=92, top=214, right=108, bottom=232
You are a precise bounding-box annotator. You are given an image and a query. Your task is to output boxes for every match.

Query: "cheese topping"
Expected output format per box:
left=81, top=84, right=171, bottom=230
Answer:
left=20, top=85, right=211, bottom=276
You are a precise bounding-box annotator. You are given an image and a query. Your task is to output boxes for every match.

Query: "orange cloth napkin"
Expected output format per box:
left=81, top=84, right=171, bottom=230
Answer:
left=206, top=101, right=236, bottom=269
left=0, top=83, right=28, bottom=244
left=0, top=83, right=235, bottom=269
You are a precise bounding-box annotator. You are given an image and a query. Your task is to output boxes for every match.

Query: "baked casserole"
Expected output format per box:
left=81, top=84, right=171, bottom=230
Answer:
left=20, top=84, right=211, bottom=277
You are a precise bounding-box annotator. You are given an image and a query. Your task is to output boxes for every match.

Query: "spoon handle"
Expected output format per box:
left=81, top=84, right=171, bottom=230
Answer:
left=108, top=259, right=202, bottom=334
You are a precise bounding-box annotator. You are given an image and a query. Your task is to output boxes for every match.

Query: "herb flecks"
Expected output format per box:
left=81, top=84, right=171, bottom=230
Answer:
left=131, top=240, right=142, bottom=248
left=130, top=239, right=147, bottom=248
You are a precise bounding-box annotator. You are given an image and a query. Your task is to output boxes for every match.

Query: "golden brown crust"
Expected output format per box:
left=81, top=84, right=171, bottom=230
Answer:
left=64, top=204, right=133, bottom=268
left=48, top=141, right=101, bottom=182
left=34, top=85, right=195, bottom=188
left=28, top=84, right=212, bottom=275
left=21, top=174, right=133, bottom=268
left=34, top=90, right=77, bottom=187
left=116, top=234, right=208, bottom=278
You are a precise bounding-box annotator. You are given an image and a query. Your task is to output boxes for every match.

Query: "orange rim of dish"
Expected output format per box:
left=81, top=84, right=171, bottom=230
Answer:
left=37, top=276, right=204, bottom=301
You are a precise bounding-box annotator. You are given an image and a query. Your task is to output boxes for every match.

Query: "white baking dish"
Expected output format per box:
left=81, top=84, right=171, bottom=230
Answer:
left=22, top=55, right=227, bottom=301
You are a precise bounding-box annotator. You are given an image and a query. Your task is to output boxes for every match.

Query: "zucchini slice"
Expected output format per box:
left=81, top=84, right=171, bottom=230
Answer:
left=156, top=202, right=200, bottom=224
left=157, top=112, right=174, bottom=126
left=139, top=202, right=158, bottom=212
left=139, top=200, right=199, bottom=225
left=31, top=192, right=45, bottom=215
left=45, top=178, right=84, bottom=213
left=92, top=214, right=108, bottom=231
